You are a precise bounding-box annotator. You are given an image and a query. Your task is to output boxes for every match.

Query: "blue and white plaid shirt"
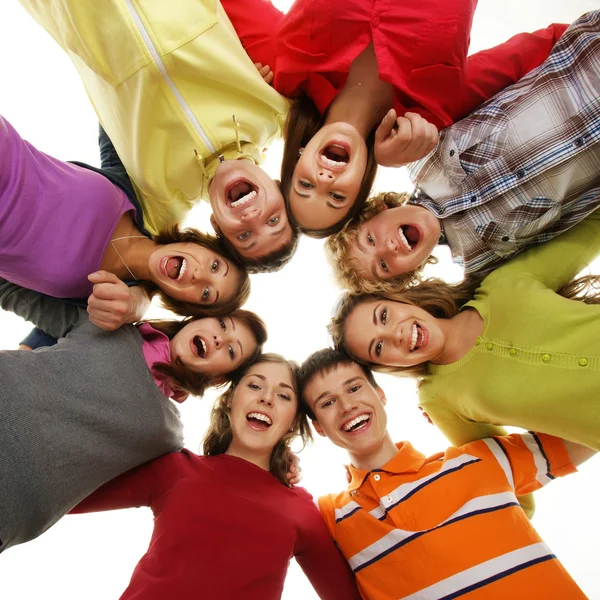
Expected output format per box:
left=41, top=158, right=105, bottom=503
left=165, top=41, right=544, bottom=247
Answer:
left=409, top=11, right=600, bottom=274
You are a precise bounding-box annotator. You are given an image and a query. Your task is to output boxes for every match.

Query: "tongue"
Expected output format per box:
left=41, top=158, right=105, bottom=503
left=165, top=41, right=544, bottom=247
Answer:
left=229, top=181, right=253, bottom=202
left=403, top=226, right=420, bottom=247
left=324, top=145, right=349, bottom=162
left=165, top=257, right=182, bottom=279
left=247, top=417, right=270, bottom=431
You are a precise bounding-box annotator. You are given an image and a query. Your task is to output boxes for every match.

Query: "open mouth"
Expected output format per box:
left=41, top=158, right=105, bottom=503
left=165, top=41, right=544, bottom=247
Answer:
left=246, top=412, right=273, bottom=431
left=163, top=256, right=187, bottom=281
left=320, top=142, right=350, bottom=170
left=342, top=413, right=371, bottom=433
left=409, top=322, right=426, bottom=352
left=398, top=226, right=420, bottom=253
left=192, top=336, right=208, bottom=358
left=227, top=180, right=258, bottom=209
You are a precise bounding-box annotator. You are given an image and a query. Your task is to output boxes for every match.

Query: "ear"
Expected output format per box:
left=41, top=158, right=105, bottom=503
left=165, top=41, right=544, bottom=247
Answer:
left=377, top=203, right=389, bottom=213
left=274, top=179, right=281, bottom=190
left=312, top=419, right=327, bottom=437
left=377, top=386, right=387, bottom=406
left=210, top=214, right=220, bottom=234
left=212, top=373, right=227, bottom=386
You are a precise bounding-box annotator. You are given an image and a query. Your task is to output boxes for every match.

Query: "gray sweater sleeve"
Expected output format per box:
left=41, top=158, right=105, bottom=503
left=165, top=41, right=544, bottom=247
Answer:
left=0, top=278, right=85, bottom=339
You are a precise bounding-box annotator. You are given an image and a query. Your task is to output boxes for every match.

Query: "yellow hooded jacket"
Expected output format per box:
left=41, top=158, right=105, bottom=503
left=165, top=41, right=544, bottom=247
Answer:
left=20, top=0, right=289, bottom=235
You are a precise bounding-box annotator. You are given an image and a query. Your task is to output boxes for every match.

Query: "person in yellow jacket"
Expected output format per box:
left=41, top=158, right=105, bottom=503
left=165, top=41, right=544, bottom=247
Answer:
left=19, top=0, right=298, bottom=273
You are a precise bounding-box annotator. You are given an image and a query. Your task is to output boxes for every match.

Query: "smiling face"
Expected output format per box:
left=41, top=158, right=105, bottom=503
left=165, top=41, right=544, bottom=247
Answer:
left=170, top=316, right=257, bottom=375
left=350, top=205, right=441, bottom=280
left=344, top=299, right=446, bottom=368
left=148, top=243, right=241, bottom=306
left=228, top=361, right=298, bottom=458
left=303, top=362, right=387, bottom=456
left=209, top=159, right=293, bottom=259
left=290, top=122, right=368, bottom=231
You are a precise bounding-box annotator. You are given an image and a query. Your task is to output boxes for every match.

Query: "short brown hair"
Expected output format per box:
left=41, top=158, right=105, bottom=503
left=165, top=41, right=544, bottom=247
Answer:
left=298, top=347, right=379, bottom=420
left=149, top=226, right=251, bottom=316
left=146, top=309, right=268, bottom=397
left=280, top=94, right=378, bottom=238
left=202, top=353, right=312, bottom=486
left=325, top=191, right=438, bottom=294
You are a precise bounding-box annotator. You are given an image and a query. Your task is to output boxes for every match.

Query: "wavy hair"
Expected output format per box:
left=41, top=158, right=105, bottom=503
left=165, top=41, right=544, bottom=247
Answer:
left=146, top=310, right=268, bottom=398
left=202, top=353, right=312, bottom=486
left=147, top=226, right=250, bottom=316
left=329, top=273, right=600, bottom=378
left=325, top=191, right=438, bottom=294
left=280, top=94, right=378, bottom=238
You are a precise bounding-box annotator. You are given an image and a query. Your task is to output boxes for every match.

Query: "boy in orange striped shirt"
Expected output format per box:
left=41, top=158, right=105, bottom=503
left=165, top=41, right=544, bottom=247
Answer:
left=298, top=349, right=595, bottom=600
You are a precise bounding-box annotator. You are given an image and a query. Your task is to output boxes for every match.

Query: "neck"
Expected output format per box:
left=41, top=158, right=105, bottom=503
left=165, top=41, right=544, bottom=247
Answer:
left=225, top=440, right=271, bottom=472
left=432, top=309, right=484, bottom=365
left=348, top=431, right=398, bottom=472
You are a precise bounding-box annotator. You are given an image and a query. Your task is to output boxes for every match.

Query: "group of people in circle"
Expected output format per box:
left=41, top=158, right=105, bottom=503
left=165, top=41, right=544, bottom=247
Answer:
left=1, top=1, right=599, bottom=598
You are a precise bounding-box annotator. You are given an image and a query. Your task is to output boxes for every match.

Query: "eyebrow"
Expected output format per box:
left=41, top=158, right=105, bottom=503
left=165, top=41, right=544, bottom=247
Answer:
left=213, top=290, right=220, bottom=304
left=230, top=317, right=236, bottom=331
left=240, top=240, right=258, bottom=251
left=367, top=304, right=380, bottom=359
left=295, top=190, right=311, bottom=199
left=224, top=262, right=230, bottom=276
left=270, top=225, right=287, bottom=237
left=326, top=201, right=345, bottom=210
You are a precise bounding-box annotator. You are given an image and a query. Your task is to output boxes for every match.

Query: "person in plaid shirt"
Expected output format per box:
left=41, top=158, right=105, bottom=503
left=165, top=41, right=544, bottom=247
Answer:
left=326, top=11, right=600, bottom=294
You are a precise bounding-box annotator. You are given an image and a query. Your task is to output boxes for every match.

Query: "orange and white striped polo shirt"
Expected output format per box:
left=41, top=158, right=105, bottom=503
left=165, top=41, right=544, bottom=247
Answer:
left=319, top=433, right=586, bottom=600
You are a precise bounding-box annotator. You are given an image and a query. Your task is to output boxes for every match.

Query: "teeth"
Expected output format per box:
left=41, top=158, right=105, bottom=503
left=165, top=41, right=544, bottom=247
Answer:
left=200, top=338, right=207, bottom=355
left=397, top=227, right=413, bottom=252
left=320, top=154, right=346, bottom=168
left=410, top=323, right=418, bottom=351
left=231, top=190, right=257, bottom=208
left=343, top=414, right=370, bottom=432
left=247, top=412, right=272, bottom=426
left=177, top=258, right=187, bottom=280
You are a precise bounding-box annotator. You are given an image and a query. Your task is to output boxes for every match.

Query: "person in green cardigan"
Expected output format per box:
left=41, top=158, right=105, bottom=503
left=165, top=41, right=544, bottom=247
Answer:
left=329, top=209, right=600, bottom=452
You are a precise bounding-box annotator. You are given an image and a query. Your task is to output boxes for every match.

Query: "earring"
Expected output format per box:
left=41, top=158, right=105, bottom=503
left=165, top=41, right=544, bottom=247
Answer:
left=298, top=148, right=304, bottom=156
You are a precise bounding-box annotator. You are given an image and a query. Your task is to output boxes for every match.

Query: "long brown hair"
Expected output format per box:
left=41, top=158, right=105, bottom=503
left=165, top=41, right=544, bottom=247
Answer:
left=148, top=226, right=251, bottom=317
left=203, top=353, right=312, bottom=486
left=147, top=310, right=268, bottom=397
left=280, top=93, right=378, bottom=238
left=326, top=191, right=438, bottom=293
left=329, top=273, right=600, bottom=378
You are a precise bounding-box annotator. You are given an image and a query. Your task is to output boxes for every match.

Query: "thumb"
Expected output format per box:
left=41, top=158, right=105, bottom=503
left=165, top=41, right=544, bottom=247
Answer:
left=375, top=108, right=397, bottom=143
left=88, top=270, right=121, bottom=285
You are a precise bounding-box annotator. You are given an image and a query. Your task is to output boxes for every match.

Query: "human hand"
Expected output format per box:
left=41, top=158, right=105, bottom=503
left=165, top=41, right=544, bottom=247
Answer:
left=254, top=62, right=274, bottom=85
left=286, top=453, right=302, bottom=486
left=87, top=271, right=150, bottom=331
left=375, top=109, right=438, bottom=167
left=18, top=344, right=33, bottom=351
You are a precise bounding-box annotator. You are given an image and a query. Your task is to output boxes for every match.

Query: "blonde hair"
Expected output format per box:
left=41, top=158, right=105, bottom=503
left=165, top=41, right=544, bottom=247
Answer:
left=329, top=274, right=600, bottom=378
left=202, top=353, right=312, bottom=486
left=325, top=191, right=438, bottom=294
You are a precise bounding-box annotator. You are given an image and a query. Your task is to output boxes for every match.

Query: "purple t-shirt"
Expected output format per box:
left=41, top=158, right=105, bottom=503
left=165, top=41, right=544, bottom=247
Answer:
left=0, top=115, right=135, bottom=297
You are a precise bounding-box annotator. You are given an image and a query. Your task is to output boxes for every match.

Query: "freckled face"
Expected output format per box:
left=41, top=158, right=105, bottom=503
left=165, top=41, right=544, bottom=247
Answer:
left=148, top=243, right=241, bottom=306
left=229, top=361, right=298, bottom=453
left=349, top=205, right=441, bottom=280
left=290, top=122, right=368, bottom=232
left=344, top=300, right=446, bottom=367
left=303, top=363, right=387, bottom=454
left=170, top=316, right=257, bottom=375
left=209, top=160, right=293, bottom=259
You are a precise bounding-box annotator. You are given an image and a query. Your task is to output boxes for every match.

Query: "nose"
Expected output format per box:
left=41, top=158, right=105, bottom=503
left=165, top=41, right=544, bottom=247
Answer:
left=317, top=170, right=334, bottom=182
left=240, top=207, right=261, bottom=222
left=191, top=268, right=203, bottom=284
left=340, top=394, right=358, bottom=413
left=387, top=237, right=398, bottom=252
left=212, top=334, right=222, bottom=348
left=258, top=393, right=273, bottom=407
left=392, top=327, right=404, bottom=348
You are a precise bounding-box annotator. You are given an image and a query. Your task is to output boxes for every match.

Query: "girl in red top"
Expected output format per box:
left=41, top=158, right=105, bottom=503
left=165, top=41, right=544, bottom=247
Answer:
left=223, top=0, right=568, bottom=237
left=72, top=354, right=361, bottom=600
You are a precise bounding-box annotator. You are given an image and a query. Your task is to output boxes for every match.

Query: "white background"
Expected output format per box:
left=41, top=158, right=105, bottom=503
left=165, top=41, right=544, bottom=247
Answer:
left=1, top=1, right=599, bottom=598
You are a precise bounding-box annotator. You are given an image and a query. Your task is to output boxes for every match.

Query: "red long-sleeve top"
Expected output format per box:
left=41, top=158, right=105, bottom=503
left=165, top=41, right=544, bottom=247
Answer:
left=222, top=0, right=568, bottom=129
left=72, top=450, right=361, bottom=600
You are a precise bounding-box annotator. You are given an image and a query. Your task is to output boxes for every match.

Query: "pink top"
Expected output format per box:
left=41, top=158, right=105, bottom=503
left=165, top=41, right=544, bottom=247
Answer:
left=138, top=323, right=178, bottom=401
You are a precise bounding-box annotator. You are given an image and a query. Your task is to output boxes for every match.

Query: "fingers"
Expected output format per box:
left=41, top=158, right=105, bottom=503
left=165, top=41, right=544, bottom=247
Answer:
left=254, top=62, right=274, bottom=84
left=88, top=270, right=122, bottom=285
left=18, top=344, right=33, bottom=351
left=87, top=276, right=131, bottom=331
left=375, top=108, right=398, bottom=143
left=286, top=453, right=303, bottom=485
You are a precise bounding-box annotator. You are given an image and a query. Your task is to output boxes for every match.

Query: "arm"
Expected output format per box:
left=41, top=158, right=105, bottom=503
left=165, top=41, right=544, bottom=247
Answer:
left=0, top=278, right=83, bottom=339
left=563, top=440, right=597, bottom=467
left=295, top=492, right=362, bottom=600
left=450, top=23, right=568, bottom=121
left=98, top=125, right=125, bottom=171
left=219, top=0, right=283, bottom=69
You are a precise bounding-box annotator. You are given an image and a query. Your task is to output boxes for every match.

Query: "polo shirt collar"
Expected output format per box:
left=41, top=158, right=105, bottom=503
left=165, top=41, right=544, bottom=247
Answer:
left=347, top=442, right=426, bottom=491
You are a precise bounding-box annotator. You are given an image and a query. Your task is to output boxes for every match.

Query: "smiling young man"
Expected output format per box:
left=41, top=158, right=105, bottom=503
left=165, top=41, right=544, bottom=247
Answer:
left=298, top=348, right=594, bottom=600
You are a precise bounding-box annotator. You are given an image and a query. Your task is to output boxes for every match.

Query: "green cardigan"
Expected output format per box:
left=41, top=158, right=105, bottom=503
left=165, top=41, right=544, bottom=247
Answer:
left=420, top=209, right=600, bottom=451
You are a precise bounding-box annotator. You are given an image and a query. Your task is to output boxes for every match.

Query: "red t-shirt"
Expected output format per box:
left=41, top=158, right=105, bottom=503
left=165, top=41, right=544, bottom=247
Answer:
left=223, top=0, right=568, bottom=129
left=73, top=451, right=361, bottom=600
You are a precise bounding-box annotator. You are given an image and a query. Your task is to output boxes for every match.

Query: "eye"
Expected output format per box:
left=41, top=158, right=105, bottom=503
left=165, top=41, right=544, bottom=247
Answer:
left=367, top=234, right=374, bottom=246
left=202, top=287, right=210, bottom=301
left=278, top=393, right=291, bottom=401
left=330, top=192, right=345, bottom=201
left=299, top=180, right=313, bottom=189
left=380, top=308, right=387, bottom=325
left=375, top=341, right=383, bottom=357
left=248, top=383, right=261, bottom=390
left=349, top=384, right=361, bottom=393
left=267, top=216, right=280, bottom=226
left=219, top=319, right=227, bottom=331
left=211, top=260, right=220, bottom=272
left=238, top=231, right=251, bottom=241
left=228, top=345, right=235, bottom=360
left=380, top=259, right=389, bottom=273
left=321, top=398, right=334, bottom=409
